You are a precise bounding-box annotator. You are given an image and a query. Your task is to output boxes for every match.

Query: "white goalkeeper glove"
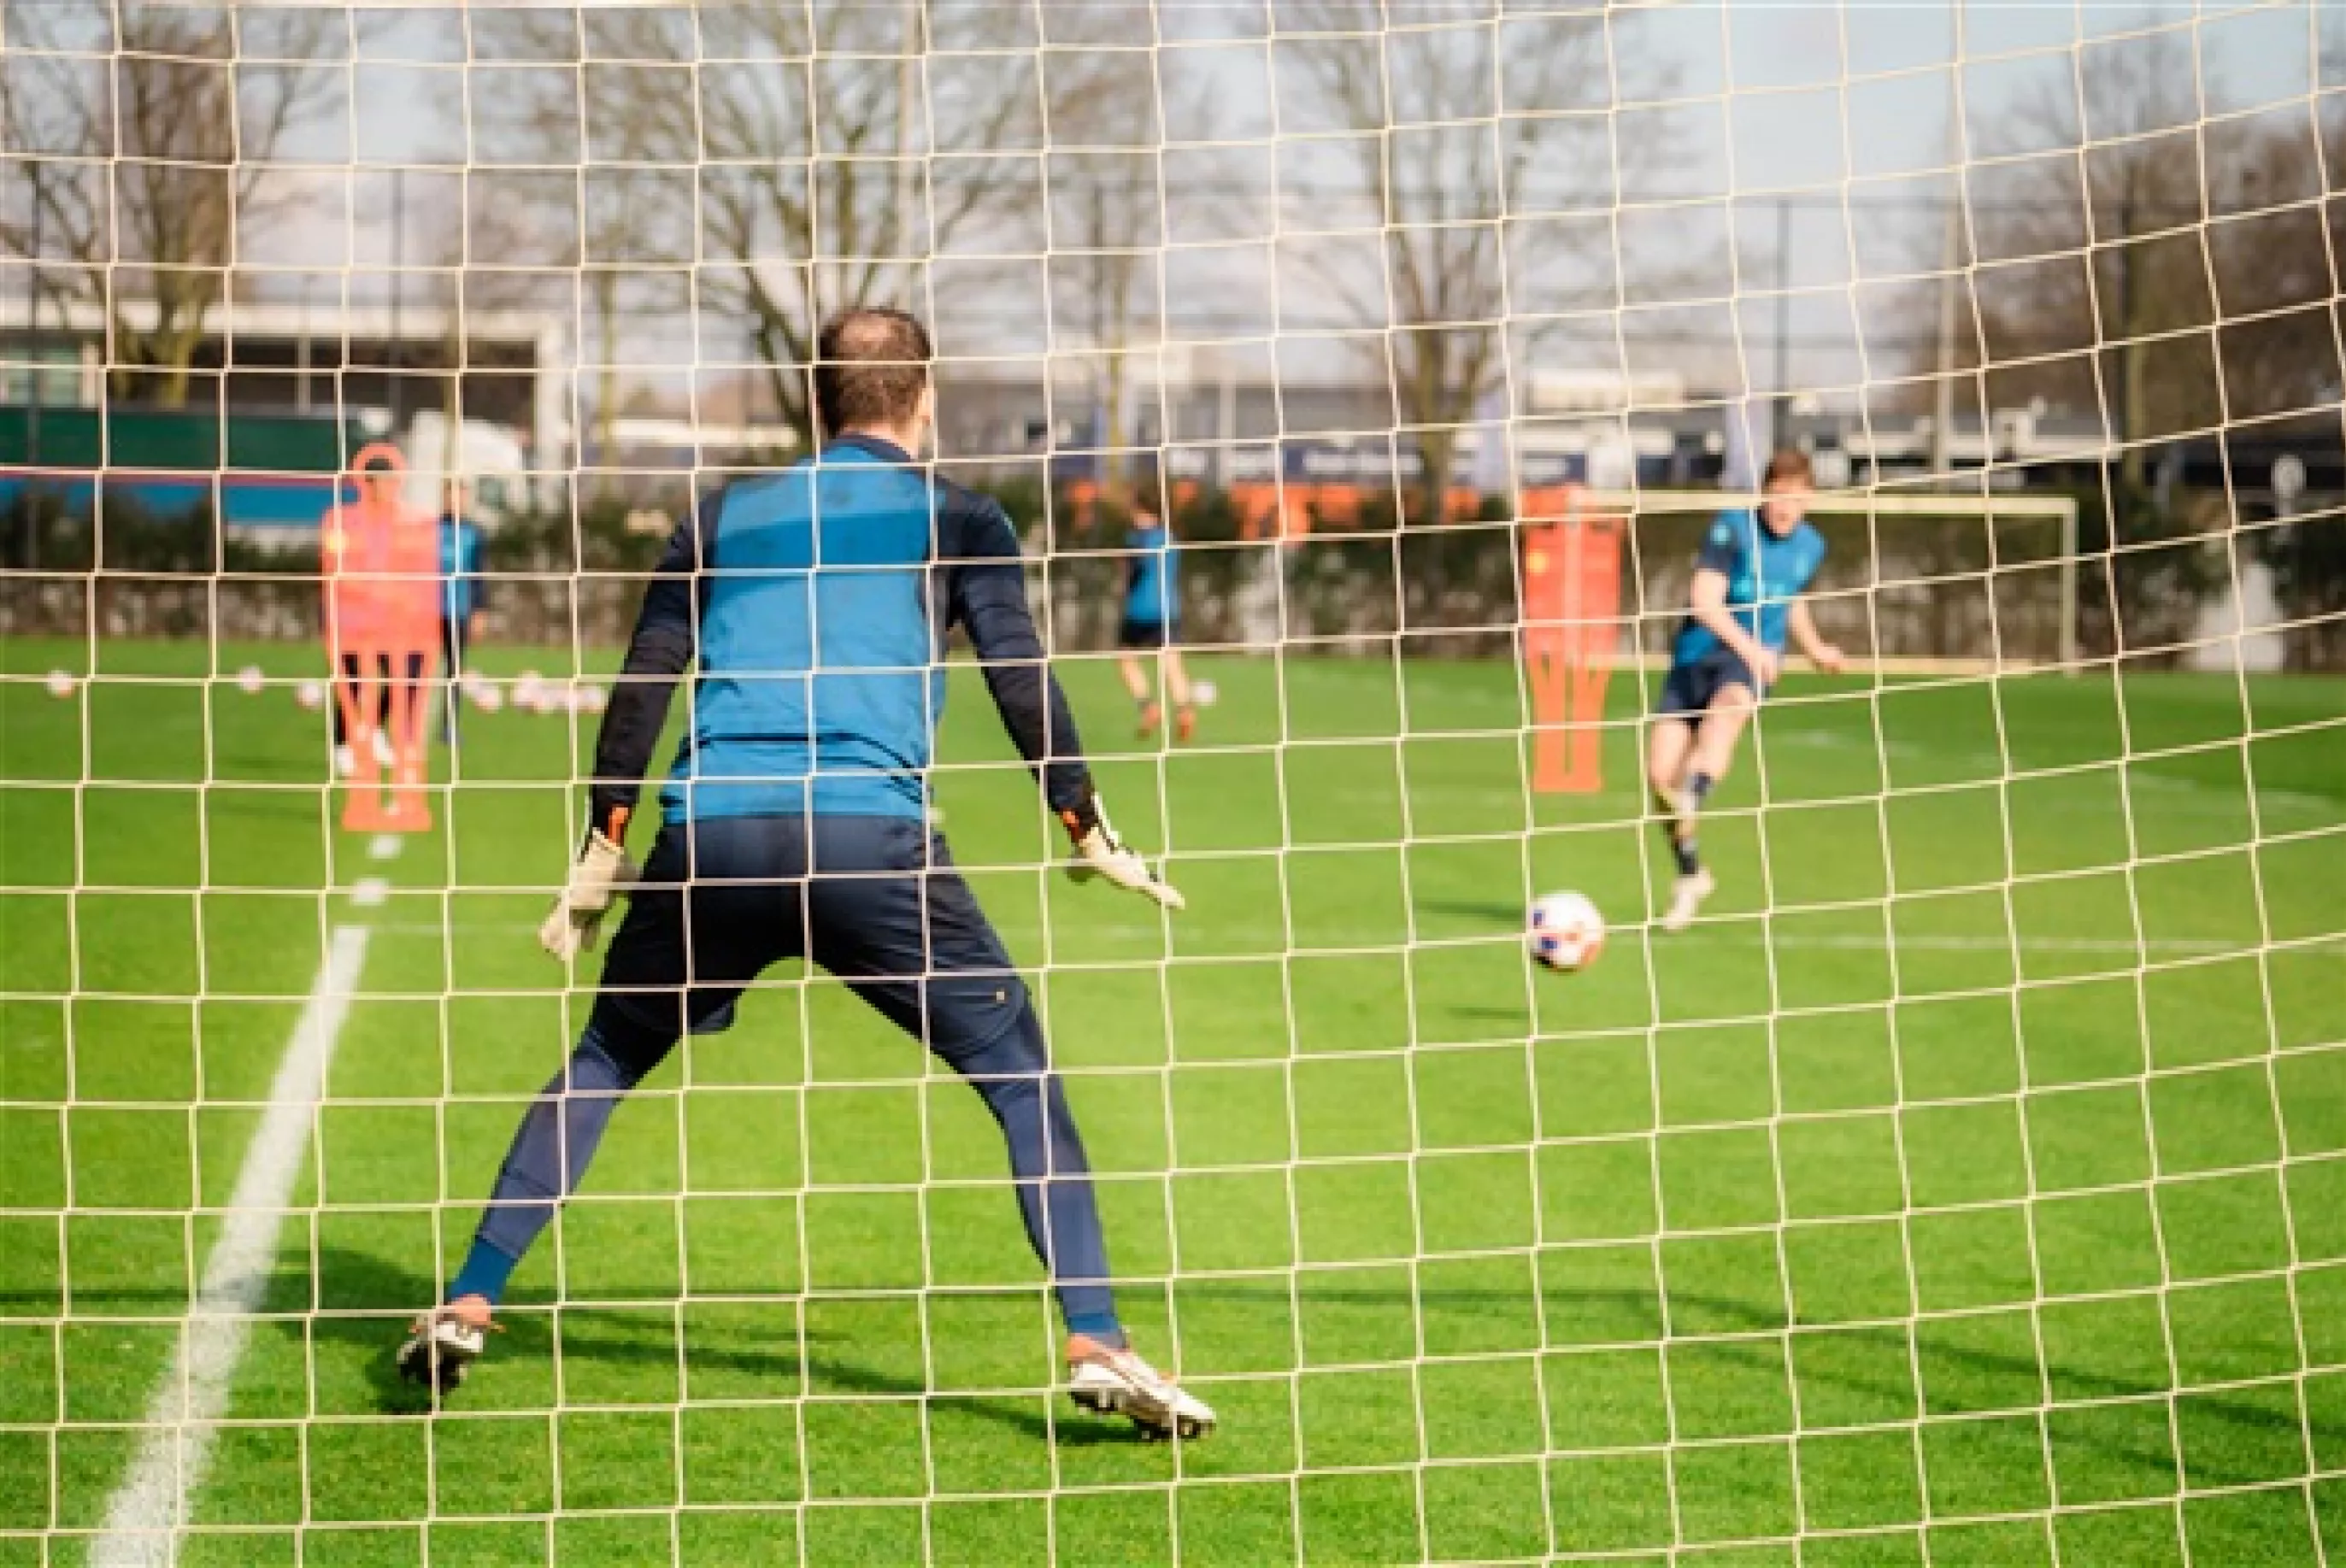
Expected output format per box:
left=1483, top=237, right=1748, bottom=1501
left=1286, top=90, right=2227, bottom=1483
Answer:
left=539, top=822, right=639, bottom=961
left=1062, top=793, right=1185, bottom=911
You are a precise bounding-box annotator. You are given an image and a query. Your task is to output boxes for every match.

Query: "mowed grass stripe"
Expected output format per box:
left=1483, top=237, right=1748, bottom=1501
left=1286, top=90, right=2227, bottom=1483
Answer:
left=2, top=639, right=2343, bottom=1565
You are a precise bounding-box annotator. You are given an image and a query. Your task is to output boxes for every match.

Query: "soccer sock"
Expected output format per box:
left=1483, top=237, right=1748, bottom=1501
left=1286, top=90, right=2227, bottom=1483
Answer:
left=955, top=1007, right=1123, bottom=1347
left=1669, top=772, right=1717, bottom=878
left=1672, top=834, right=1702, bottom=878
left=448, top=1026, right=642, bottom=1307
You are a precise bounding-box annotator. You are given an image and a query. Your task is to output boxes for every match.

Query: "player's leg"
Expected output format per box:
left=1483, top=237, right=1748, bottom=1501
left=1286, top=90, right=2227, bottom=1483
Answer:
left=1119, top=633, right=1163, bottom=738
left=1647, top=714, right=1696, bottom=830
left=335, top=653, right=397, bottom=772
left=402, top=821, right=782, bottom=1390
left=808, top=816, right=1214, bottom=1436
left=1161, top=643, right=1197, bottom=743
left=439, top=615, right=464, bottom=746
left=332, top=652, right=358, bottom=774
left=370, top=654, right=397, bottom=766
left=1689, top=683, right=1758, bottom=785
left=1650, top=657, right=1719, bottom=932
left=1660, top=680, right=1757, bottom=932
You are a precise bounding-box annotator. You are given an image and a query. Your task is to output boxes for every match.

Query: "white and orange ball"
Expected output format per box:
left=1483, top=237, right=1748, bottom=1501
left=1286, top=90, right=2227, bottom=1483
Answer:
left=1527, top=890, right=1605, bottom=973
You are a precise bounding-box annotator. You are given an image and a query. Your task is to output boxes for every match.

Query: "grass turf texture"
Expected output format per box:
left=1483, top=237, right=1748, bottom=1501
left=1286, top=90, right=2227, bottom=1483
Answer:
left=3, top=636, right=2343, bottom=1566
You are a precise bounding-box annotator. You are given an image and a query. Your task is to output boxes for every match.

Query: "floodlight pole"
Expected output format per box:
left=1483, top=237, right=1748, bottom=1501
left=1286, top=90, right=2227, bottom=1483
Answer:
left=1931, top=199, right=1959, bottom=483
left=389, top=167, right=404, bottom=429
left=1773, top=197, right=1792, bottom=447
left=24, top=194, right=39, bottom=570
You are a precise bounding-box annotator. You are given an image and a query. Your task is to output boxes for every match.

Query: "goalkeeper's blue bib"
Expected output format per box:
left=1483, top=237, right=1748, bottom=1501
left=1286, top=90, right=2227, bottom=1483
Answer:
left=661, top=445, right=947, bottom=824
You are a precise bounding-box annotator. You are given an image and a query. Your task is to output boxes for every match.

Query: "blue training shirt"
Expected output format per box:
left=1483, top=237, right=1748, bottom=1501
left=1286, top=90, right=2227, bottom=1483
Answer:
left=583, top=435, right=1094, bottom=831
left=1672, top=508, right=1828, bottom=667
left=1123, top=520, right=1176, bottom=627
left=439, top=514, right=485, bottom=625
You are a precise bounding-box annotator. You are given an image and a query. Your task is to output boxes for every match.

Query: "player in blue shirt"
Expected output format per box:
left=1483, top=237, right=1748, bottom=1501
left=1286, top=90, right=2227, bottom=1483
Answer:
left=437, top=484, right=487, bottom=745
left=398, top=309, right=1216, bottom=1440
left=1648, top=448, right=1844, bottom=932
left=1114, top=491, right=1197, bottom=741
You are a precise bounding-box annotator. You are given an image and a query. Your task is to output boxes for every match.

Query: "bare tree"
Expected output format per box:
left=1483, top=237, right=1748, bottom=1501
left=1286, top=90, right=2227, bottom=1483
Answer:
left=482, top=3, right=1065, bottom=454
left=0, top=4, right=334, bottom=406
left=1046, top=42, right=1164, bottom=494
left=1912, top=21, right=2342, bottom=486
left=1273, top=1, right=1663, bottom=525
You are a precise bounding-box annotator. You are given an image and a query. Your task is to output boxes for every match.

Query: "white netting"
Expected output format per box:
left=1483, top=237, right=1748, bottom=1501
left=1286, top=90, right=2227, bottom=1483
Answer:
left=3, top=3, right=2343, bottom=1565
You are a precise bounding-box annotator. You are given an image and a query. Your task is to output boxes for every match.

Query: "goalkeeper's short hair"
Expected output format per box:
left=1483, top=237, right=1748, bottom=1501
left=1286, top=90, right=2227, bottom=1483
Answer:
left=815, top=307, right=933, bottom=438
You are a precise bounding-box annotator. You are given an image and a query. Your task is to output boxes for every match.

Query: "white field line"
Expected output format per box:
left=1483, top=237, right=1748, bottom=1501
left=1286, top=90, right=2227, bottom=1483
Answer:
left=90, top=925, right=371, bottom=1568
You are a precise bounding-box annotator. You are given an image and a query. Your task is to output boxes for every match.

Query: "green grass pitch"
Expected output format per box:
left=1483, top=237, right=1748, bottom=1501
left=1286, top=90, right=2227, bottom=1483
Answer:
left=3, top=637, right=2343, bottom=1566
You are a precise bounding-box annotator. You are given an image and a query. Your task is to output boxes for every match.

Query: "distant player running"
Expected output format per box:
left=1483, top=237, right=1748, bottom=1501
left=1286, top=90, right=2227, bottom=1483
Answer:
left=1649, top=448, right=1843, bottom=931
left=1114, top=495, right=1197, bottom=741
left=399, top=308, right=1216, bottom=1440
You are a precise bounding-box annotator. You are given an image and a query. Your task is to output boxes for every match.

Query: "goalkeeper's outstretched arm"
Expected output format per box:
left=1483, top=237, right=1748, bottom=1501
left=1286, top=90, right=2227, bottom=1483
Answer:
left=586, top=494, right=717, bottom=840
left=538, top=495, right=717, bottom=960
left=938, top=485, right=1095, bottom=820
left=939, top=484, right=1182, bottom=909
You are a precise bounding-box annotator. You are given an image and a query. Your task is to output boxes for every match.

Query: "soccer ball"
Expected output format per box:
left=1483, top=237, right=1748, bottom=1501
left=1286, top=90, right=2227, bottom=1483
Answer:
left=45, top=669, right=77, bottom=700
left=1526, top=890, right=1605, bottom=973
left=295, top=679, right=326, bottom=711
left=470, top=680, right=504, bottom=714
left=1192, top=678, right=1220, bottom=708
left=236, top=665, right=266, bottom=695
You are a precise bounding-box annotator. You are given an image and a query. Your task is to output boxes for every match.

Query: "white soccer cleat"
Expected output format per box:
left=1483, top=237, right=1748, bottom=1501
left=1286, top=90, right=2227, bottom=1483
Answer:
left=332, top=743, right=357, bottom=778
left=1661, top=868, right=1716, bottom=934
left=396, top=1309, right=488, bottom=1395
left=1067, top=1335, right=1217, bottom=1440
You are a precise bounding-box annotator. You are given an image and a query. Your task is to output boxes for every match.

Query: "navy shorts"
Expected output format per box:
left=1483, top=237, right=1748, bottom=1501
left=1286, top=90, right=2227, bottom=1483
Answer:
left=1657, top=649, right=1767, bottom=719
left=1118, top=617, right=1177, bottom=650
left=590, top=813, right=1029, bottom=1075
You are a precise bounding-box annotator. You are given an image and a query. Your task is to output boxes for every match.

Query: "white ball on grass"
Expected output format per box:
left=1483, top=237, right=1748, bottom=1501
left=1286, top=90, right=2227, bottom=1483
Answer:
left=295, top=679, right=326, bottom=711
left=236, top=665, right=266, bottom=695
left=45, top=669, right=77, bottom=700
left=472, top=682, right=504, bottom=714
left=1191, top=678, right=1220, bottom=708
left=1526, top=890, right=1606, bottom=974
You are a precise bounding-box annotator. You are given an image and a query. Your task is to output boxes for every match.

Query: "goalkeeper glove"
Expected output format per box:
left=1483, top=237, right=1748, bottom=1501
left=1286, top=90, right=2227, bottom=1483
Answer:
left=1061, top=792, right=1185, bottom=911
left=539, top=812, right=639, bottom=961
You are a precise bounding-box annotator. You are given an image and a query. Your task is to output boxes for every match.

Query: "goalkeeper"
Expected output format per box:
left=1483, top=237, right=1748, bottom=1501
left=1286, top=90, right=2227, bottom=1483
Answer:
left=1648, top=447, right=1843, bottom=932
left=401, top=308, right=1215, bottom=1441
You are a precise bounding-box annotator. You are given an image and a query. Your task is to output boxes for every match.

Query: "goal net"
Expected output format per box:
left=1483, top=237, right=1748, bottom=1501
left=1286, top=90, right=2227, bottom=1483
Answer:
left=3, top=3, right=2343, bottom=1565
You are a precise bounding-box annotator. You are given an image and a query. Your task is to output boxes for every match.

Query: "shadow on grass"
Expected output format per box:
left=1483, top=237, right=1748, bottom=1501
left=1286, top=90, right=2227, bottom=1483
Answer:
left=8, top=1253, right=2331, bottom=1480
left=286, top=1248, right=1137, bottom=1446
left=1177, top=1277, right=2337, bottom=1488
